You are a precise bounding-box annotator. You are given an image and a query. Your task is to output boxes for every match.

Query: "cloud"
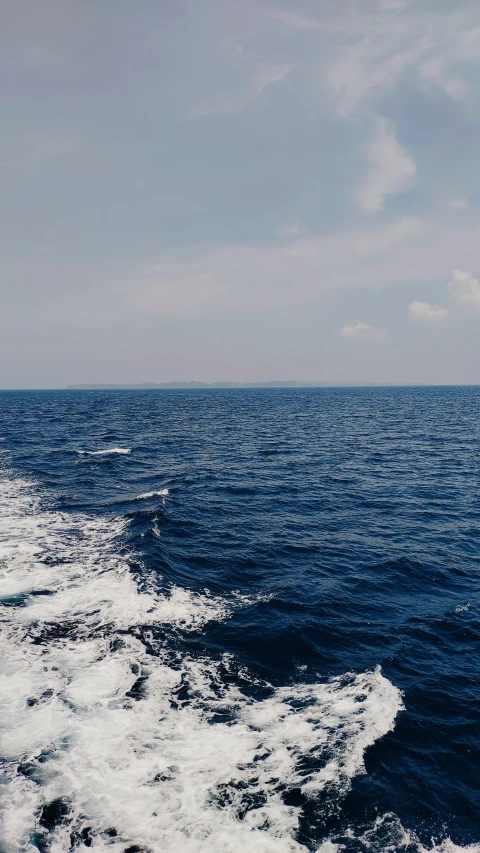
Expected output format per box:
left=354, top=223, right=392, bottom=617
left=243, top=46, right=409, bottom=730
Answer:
left=376, top=0, right=409, bottom=11
left=325, top=3, right=480, bottom=118
left=6, top=213, right=480, bottom=327
left=356, top=119, right=416, bottom=213
left=448, top=269, right=480, bottom=311
left=268, top=8, right=321, bottom=30
left=354, top=216, right=428, bottom=255
left=193, top=64, right=293, bottom=115
left=341, top=321, right=385, bottom=340
left=126, top=228, right=480, bottom=316
left=325, top=18, right=429, bottom=117
left=408, top=301, right=448, bottom=322
left=419, top=58, right=466, bottom=101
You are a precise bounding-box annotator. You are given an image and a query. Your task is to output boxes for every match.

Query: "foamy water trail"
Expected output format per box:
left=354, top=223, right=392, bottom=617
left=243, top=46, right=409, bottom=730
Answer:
left=0, top=470, right=469, bottom=852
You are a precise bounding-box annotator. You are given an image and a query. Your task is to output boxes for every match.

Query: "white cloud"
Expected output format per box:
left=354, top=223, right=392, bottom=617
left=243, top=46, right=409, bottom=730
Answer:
left=268, top=8, right=321, bottom=30
left=341, top=321, right=385, bottom=340
left=356, top=119, right=416, bottom=213
left=194, top=64, right=293, bottom=115
left=408, top=301, right=448, bottom=322
left=8, top=215, right=480, bottom=326
left=420, top=58, right=466, bottom=101
left=325, top=19, right=429, bottom=117
left=377, top=0, right=409, bottom=11
left=354, top=216, right=428, bottom=255
left=448, top=269, right=480, bottom=311
left=324, top=3, right=480, bottom=123
left=121, top=221, right=480, bottom=318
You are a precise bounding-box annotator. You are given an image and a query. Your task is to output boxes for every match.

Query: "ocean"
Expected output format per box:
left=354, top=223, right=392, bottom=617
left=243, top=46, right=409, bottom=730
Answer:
left=0, top=387, right=479, bottom=853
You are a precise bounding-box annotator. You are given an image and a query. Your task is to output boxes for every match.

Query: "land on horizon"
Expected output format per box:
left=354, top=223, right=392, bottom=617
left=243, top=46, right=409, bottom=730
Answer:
left=63, top=381, right=460, bottom=390
left=1, top=382, right=477, bottom=391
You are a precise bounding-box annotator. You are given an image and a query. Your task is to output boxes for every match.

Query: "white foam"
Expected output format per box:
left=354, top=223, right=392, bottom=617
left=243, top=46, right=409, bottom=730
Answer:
left=320, top=811, right=480, bottom=853
left=0, top=479, right=226, bottom=633
left=135, top=488, right=169, bottom=500
left=76, top=448, right=131, bottom=456
left=0, top=472, right=408, bottom=853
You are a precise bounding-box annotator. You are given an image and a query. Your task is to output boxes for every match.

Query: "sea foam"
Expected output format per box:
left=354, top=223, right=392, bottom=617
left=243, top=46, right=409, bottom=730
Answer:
left=135, top=488, right=169, bottom=500
left=76, top=447, right=131, bottom=456
left=0, top=471, right=421, bottom=853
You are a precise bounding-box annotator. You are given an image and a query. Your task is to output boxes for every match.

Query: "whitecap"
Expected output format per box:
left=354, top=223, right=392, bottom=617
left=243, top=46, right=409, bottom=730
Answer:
left=135, top=488, right=169, bottom=500
left=341, top=812, right=480, bottom=853
left=76, top=447, right=131, bottom=456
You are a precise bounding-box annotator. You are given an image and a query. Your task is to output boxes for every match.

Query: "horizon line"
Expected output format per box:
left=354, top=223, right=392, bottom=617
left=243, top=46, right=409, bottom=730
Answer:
left=1, top=382, right=480, bottom=391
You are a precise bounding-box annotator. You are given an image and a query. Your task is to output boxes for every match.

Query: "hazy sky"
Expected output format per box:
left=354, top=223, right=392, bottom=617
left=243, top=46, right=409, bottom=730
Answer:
left=2, top=0, right=480, bottom=387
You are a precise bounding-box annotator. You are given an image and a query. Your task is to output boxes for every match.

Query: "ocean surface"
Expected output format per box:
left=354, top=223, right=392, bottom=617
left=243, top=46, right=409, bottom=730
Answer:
left=0, top=387, right=479, bottom=853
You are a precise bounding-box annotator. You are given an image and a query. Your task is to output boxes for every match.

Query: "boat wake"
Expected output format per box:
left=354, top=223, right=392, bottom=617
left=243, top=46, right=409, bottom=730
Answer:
left=0, top=470, right=474, bottom=852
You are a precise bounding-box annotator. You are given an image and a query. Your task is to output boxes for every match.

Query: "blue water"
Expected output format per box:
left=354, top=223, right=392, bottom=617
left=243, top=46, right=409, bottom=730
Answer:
left=0, top=388, right=479, bottom=852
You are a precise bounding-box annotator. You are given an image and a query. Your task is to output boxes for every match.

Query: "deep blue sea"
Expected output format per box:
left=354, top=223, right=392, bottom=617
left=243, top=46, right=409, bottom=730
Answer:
left=1, top=388, right=479, bottom=853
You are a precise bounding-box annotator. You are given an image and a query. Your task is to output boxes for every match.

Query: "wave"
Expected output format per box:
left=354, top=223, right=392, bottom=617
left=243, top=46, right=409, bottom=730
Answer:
left=135, top=488, right=169, bottom=500
left=76, top=447, right=131, bottom=456
left=319, top=813, right=480, bottom=852
left=2, top=471, right=466, bottom=853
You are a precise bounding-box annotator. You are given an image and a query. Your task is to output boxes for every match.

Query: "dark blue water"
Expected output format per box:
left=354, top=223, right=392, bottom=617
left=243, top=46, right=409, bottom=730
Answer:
left=0, top=388, right=479, bottom=853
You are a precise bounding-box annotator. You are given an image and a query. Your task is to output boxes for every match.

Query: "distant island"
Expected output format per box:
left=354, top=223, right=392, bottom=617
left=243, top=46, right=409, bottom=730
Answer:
left=66, top=381, right=387, bottom=389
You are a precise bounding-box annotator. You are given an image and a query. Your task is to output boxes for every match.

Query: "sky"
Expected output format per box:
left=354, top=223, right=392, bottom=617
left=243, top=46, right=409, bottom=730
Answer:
left=2, top=0, right=480, bottom=387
